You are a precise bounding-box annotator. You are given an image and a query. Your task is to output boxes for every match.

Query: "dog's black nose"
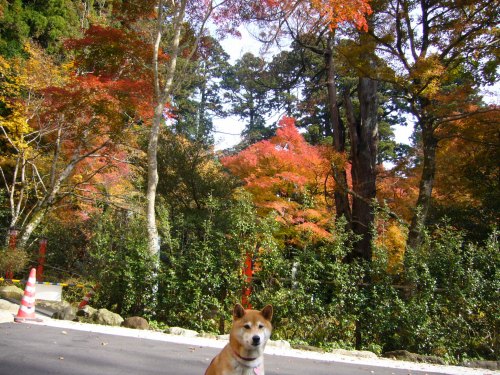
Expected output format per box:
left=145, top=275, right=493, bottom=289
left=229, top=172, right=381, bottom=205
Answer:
left=252, top=335, right=261, bottom=345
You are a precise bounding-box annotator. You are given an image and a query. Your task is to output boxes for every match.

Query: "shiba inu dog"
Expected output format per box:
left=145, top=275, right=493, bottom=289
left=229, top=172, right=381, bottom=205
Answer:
left=205, top=304, right=273, bottom=375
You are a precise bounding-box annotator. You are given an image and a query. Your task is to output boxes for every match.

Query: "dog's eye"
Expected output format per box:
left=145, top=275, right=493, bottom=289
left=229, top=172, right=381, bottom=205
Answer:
left=244, top=324, right=251, bottom=329
left=258, top=324, right=264, bottom=329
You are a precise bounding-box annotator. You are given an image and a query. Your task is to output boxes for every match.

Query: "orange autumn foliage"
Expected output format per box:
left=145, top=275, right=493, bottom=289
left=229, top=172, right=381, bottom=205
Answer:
left=37, top=72, right=144, bottom=219
left=255, top=0, right=372, bottom=31
left=377, top=166, right=419, bottom=224
left=433, top=104, right=499, bottom=212
left=222, top=117, right=335, bottom=243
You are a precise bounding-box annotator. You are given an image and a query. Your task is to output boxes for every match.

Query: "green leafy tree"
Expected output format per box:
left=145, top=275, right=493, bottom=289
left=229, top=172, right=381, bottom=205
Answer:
left=264, top=49, right=302, bottom=119
left=135, top=0, right=245, bottom=260
left=398, top=226, right=498, bottom=359
left=156, top=131, right=236, bottom=214
left=0, top=0, right=81, bottom=57
left=153, top=131, right=248, bottom=331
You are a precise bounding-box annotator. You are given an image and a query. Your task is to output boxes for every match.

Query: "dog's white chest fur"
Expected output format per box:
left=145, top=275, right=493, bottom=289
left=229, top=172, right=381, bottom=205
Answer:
left=229, top=353, right=264, bottom=375
left=231, top=361, right=264, bottom=375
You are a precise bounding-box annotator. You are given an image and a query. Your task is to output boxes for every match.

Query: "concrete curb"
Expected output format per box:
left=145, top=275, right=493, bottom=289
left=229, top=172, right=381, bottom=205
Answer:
left=0, top=310, right=14, bottom=323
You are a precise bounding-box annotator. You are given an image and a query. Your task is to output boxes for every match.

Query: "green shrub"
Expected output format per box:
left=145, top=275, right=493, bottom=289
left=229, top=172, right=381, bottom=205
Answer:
left=363, top=224, right=499, bottom=361
left=40, top=215, right=94, bottom=281
left=87, top=210, right=156, bottom=317
left=156, top=190, right=275, bottom=333
left=252, top=218, right=365, bottom=348
left=0, top=247, right=30, bottom=275
left=251, top=216, right=498, bottom=361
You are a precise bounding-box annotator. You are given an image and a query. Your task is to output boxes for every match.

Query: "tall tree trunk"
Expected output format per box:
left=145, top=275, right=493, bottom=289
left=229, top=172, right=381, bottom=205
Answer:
left=325, top=34, right=351, bottom=222
left=147, top=0, right=187, bottom=258
left=345, top=76, right=379, bottom=262
left=146, top=103, right=164, bottom=257
left=344, top=78, right=379, bottom=351
left=407, top=119, right=438, bottom=249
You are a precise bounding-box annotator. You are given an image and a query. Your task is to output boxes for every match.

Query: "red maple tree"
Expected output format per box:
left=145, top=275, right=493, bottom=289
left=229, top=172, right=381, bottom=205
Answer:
left=222, top=117, right=335, bottom=244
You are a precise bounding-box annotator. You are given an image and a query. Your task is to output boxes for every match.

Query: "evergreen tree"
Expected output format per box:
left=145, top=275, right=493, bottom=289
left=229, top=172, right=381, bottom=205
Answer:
left=223, top=52, right=274, bottom=146
left=0, top=0, right=81, bottom=57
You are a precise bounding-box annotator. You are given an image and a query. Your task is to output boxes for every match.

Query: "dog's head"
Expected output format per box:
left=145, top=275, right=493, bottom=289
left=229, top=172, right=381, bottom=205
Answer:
left=230, top=304, right=273, bottom=352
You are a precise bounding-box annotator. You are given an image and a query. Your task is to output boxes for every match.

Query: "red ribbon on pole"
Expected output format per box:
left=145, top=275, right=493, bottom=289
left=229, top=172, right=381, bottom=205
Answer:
left=37, top=237, right=48, bottom=281
left=5, top=227, right=18, bottom=280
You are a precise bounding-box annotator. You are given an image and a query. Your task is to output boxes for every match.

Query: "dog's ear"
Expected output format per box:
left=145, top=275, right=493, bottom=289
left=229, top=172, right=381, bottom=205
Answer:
left=261, top=305, right=273, bottom=321
left=233, top=304, right=246, bottom=319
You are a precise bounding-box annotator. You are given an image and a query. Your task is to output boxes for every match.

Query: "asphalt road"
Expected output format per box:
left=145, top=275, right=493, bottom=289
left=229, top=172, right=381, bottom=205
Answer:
left=0, top=323, right=447, bottom=375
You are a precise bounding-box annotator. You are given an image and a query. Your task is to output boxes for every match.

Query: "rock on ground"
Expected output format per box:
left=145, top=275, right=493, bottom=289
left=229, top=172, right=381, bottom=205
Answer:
left=121, top=316, right=150, bottom=330
left=0, top=310, right=14, bottom=323
left=383, top=350, right=445, bottom=365
left=267, top=339, right=291, bottom=350
left=52, top=306, right=78, bottom=321
left=461, top=360, right=499, bottom=371
left=0, top=285, right=24, bottom=300
left=93, top=308, right=124, bottom=326
left=332, top=349, right=378, bottom=359
left=37, top=300, right=72, bottom=311
left=76, top=305, right=97, bottom=318
left=0, top=298, right=20, bottom=323
left=169, top=327, right=199, bottom=337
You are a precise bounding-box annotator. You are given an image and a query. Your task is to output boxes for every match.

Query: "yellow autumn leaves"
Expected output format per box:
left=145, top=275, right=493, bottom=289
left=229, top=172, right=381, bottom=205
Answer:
left=0, top=42, right=71, bottom=151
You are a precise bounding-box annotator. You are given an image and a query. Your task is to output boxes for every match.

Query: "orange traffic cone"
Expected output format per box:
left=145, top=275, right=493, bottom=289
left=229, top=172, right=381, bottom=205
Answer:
left=15, top=268, right=43, bottom=323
